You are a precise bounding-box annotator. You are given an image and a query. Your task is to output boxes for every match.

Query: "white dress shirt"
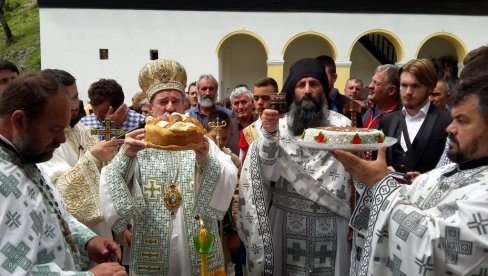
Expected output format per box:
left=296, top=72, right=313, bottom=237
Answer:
left=400, top=101, right=430, bottom=152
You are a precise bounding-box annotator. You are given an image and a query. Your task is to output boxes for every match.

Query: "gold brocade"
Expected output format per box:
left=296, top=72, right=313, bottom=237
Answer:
left=55, top=125, right=103, bottom=226
left=243, top=122, right=259, bottom=146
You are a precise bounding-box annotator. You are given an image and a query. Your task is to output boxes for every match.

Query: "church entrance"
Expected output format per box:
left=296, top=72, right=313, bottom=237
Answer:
left=217, top=33, right=267, bottom=100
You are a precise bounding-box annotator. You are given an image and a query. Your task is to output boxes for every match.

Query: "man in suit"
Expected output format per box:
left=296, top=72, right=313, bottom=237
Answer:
left=316, top=55, right=362, bottom=126
left=379, top=59, right=451, bottom=175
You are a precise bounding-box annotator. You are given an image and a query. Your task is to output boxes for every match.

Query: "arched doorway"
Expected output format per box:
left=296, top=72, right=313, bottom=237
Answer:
left=217, top=31, right=268, bottom=100
left=416, top=33, right=467, bottom=79
left=282, top=32, right=336, bottom=82
left=349, top=30, right=404, bottom=98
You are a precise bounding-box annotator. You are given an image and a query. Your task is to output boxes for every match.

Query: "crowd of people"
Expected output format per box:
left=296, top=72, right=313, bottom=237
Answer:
left=0, top=45, right=487, bottom=276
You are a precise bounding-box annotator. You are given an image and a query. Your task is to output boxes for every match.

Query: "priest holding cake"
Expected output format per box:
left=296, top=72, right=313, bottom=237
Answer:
left=99, top=59, right=238, bottom=275
left=238, top=58, right=353, bottom=275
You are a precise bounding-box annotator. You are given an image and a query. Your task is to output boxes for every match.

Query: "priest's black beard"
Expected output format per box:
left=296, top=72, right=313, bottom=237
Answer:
left=14, top=135, right=59, bottom=164
left=70, top=115, right=81, bottom=128
left=288, top=94, right=326, bottom=136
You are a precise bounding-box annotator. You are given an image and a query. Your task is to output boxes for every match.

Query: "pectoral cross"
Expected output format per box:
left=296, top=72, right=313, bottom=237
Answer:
left=343, top=100, right=362, bottom=127
left=208, top=117, right=227, bottom=146
left=91, top=119, right=125, bottom=141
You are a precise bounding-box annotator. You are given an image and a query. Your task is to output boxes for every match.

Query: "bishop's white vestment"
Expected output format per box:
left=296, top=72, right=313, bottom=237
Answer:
left=100, top=139, right=238, bottom=275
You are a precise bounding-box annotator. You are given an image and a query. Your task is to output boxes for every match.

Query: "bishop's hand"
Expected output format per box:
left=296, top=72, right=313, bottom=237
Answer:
left=122, top=128, right=146, bottom=157
left=194, top=136, right=209, bottom=165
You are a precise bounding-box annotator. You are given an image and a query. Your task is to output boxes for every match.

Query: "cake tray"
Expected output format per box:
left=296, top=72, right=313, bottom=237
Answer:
left=295, top=137, right=397, bottom=151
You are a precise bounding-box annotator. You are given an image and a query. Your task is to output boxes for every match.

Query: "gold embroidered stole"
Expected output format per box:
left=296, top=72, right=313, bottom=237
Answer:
left=55, top=125, right=103, bottom=226
left=243, top=122, right=259, bottom=146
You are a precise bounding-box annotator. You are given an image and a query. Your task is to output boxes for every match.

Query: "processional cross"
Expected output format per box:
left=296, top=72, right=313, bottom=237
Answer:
left=342, top=100, right=363, bottom=239
left=207, top=116, right=228, bottom=251
left=91, top=119, right=125, bottom=141
left=343, top=100, right=362, bottom=127
left=208, top=117, right=227, bottom=146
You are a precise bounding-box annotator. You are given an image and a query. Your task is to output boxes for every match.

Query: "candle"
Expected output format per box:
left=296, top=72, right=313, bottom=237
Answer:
left=199, top=219, right=208, bottom=247
left=199, top=218, right=208, bottom=276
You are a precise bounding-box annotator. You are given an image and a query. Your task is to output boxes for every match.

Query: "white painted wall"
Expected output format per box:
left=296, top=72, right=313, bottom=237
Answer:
left=350, top=43, right=381, bottom=97
left=39, top=9, right=488, bottom=104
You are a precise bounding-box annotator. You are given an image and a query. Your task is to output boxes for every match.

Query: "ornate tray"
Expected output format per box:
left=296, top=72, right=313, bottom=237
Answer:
left=295, top=137, right=397, bottom=151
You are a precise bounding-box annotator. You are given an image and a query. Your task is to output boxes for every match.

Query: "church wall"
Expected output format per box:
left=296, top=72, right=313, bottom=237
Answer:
left=417, top=37, right=457, bottom=59
left=39, top=8, right=488, bottom=104
left=350, top=43, right=381, bottom=96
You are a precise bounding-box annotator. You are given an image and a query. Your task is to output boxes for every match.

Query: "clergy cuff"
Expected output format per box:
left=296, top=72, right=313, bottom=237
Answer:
left=196, top=154, right=213, bottom=170
left=84, top=150, right=103, bottom=169
left=371, top=175, right=402, bottom=203
left=261, top=127, right=278, bottom=139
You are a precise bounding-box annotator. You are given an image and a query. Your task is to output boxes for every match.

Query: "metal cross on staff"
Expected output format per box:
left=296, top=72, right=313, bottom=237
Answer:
left=208, top=116, right=227, bottom=146
left=342, top=99, right=364, bottom=235
left=91, top=119, right=125, bottom=141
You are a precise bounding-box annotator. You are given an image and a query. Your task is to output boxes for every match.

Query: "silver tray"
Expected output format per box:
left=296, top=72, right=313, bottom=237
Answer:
left=295, top=137, right=397, bottom=151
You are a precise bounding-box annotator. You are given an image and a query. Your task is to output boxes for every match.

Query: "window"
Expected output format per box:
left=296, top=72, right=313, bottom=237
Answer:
left=99, top=49, right=109, bottom=60
left=150, top=49, right=159, bottom=60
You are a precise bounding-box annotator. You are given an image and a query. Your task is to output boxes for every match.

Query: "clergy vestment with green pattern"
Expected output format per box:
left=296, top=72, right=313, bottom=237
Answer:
left=38, top=123, right=111, bottom=238
left=0, top=136, right=97, bottom=275
left=100, top=139, right=238, bottom=275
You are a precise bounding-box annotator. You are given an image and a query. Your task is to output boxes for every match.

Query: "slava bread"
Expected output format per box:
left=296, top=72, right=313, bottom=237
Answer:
left=145, top=113, right=204, bottom=150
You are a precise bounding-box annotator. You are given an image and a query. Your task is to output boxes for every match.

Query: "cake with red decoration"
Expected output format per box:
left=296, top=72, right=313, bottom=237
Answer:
left=301, top=126, right=385, bottom=145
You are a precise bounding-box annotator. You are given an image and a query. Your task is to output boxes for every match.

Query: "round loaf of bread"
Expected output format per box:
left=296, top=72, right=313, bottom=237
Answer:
left=145, top=113, right=204, bottom=150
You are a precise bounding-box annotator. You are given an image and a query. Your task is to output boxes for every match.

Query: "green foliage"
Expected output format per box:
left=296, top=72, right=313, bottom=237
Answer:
left=0, top=0, right=40, bottom=72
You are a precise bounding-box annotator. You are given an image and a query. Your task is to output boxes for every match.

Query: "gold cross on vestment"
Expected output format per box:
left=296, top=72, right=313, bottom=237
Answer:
left=208, top=117, right=227, bottom=146
left=91, top=119, right=125, bottom=141
left=143, top=180, right=162, bottom=198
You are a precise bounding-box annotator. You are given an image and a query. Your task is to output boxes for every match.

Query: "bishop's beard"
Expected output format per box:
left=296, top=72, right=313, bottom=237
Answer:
left=288, top=93, right=328, bottom=136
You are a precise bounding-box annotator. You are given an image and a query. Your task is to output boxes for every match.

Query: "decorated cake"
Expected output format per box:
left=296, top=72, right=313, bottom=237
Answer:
left=301, top=126, right=385, bottom=145
left=144, top=112, right=205, bottom=150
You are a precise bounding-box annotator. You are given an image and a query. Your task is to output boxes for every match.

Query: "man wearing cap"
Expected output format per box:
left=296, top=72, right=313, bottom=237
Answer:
left=238, top=58, right=352, bottom=275
left=100, top=59, right=238, bottom=275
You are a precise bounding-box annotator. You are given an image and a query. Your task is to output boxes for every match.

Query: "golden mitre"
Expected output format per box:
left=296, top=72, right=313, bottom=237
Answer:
left=138, top=59, right=187, bottom=101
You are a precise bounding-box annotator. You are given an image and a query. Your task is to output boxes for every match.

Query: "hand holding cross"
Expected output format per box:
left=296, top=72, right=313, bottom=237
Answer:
left=91, top=119, right=125, bottom=141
